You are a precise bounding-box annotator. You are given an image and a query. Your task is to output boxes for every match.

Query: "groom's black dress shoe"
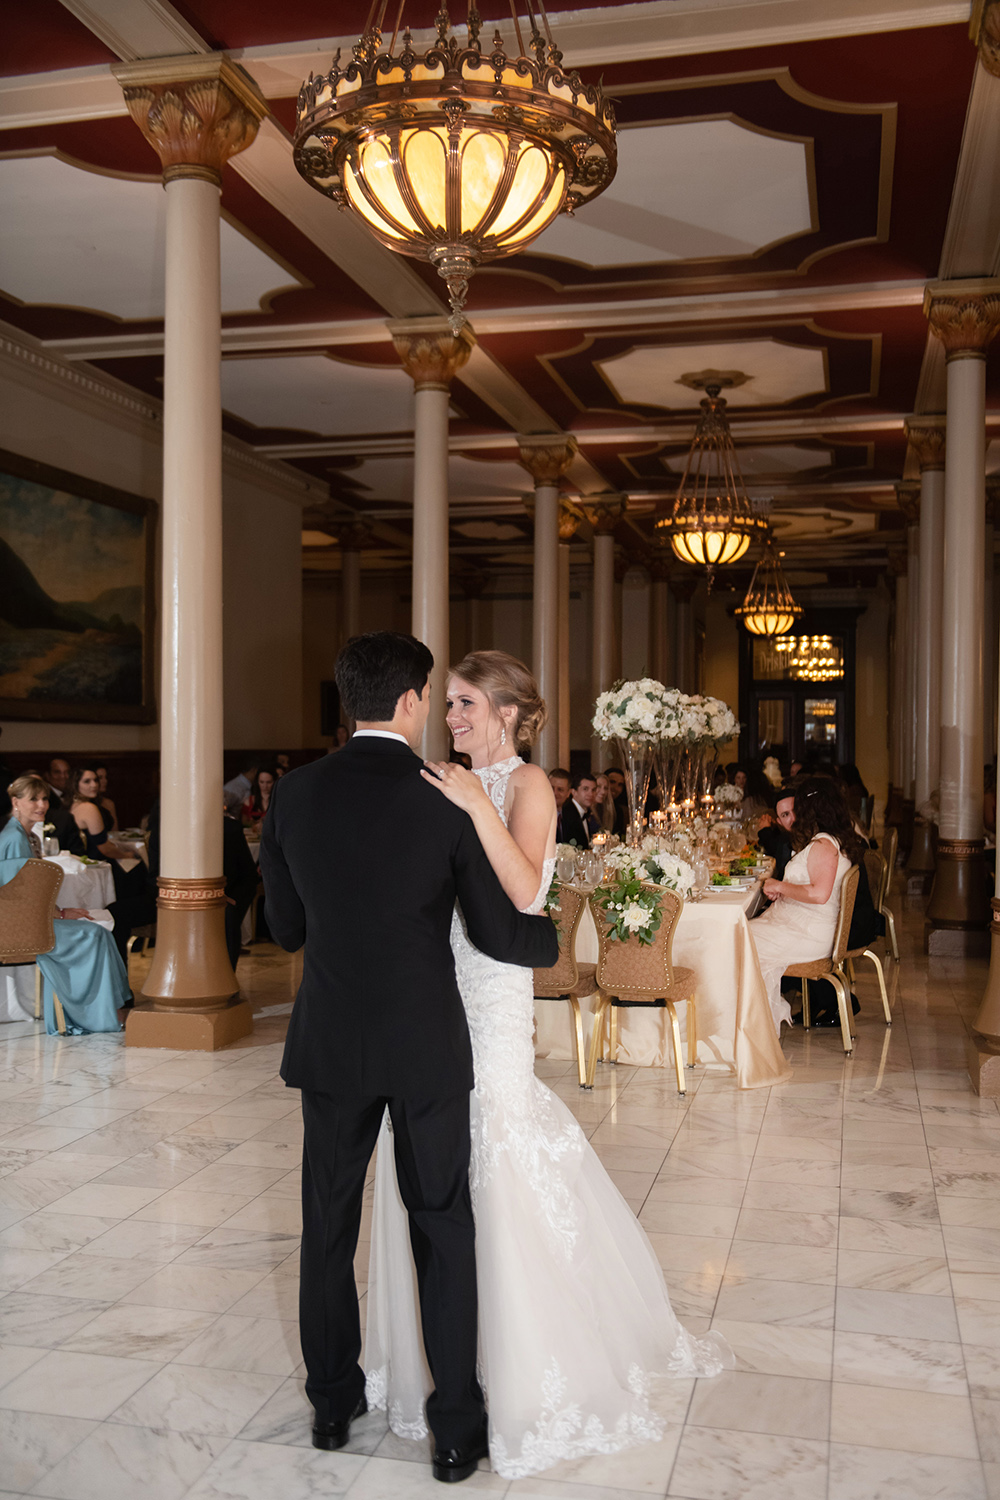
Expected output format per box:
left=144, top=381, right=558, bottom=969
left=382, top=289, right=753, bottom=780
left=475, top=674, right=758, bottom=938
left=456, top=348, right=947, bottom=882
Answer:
left=432, top=1423, right=490, bottom=1484
left=312, top=1394, right=367, bottom=1451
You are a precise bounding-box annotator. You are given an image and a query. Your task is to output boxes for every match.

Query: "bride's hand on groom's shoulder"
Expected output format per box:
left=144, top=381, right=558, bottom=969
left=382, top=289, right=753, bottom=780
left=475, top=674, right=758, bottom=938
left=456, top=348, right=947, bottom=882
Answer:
left=421, top=761, right=488, bottom=815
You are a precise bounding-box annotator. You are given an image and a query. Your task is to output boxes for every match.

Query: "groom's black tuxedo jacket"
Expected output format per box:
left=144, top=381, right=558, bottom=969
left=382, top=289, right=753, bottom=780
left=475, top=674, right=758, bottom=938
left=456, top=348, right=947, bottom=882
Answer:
left=261, top=735, right=558, bottom=1097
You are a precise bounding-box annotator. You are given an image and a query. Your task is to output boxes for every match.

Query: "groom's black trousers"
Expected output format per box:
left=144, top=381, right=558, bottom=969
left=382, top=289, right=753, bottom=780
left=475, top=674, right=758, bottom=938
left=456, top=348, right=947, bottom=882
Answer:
left=299, top=1088, right=485, bottom=1448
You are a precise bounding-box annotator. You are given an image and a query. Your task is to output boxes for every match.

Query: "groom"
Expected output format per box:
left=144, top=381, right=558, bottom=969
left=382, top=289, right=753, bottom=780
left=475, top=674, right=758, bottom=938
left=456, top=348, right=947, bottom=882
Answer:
left=261, top=632, right=557, bottom=1482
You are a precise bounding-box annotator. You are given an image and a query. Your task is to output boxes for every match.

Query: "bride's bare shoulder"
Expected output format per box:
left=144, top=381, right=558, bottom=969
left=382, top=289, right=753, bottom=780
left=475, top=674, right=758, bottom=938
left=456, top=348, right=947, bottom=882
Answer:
left=509, top=761, right=553, bottom=796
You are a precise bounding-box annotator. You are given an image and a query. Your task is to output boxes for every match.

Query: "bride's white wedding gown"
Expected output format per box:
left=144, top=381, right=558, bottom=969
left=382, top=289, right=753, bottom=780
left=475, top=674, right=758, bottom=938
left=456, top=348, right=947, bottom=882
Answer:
left=365, top=755, right=731, bottom=1480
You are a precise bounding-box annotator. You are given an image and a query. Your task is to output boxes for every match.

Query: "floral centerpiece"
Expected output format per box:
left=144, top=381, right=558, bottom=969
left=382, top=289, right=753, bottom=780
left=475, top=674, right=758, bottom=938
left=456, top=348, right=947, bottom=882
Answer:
left=592, top=678, right=674, bottom=846
left=714, top=782, right=743, bottom=809
left=593, top=840, right=694, bottom=944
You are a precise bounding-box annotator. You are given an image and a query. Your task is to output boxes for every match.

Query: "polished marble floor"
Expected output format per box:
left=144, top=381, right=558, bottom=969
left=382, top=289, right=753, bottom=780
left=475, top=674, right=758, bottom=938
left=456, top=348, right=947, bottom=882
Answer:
left=1, top=889, right=999, bottom=1500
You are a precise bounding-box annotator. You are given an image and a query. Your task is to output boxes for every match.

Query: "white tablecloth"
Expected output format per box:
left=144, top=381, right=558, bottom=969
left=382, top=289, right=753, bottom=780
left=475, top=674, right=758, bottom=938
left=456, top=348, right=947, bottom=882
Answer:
left=43, top=853, right=115, bottom=910
left=534, top=883, right=792, bottom=1089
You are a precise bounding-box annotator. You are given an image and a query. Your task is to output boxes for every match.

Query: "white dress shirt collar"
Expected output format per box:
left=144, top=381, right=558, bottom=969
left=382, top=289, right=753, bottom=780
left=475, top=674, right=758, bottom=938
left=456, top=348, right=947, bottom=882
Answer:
left=352, top=730, right=411, bottom=746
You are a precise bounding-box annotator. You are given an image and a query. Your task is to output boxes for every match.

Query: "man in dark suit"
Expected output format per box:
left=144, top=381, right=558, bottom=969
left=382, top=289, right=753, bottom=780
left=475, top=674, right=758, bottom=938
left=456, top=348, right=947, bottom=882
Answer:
left=260, top=632, right=557, bottom=1482
left=549, top=766, right=588, bottom=847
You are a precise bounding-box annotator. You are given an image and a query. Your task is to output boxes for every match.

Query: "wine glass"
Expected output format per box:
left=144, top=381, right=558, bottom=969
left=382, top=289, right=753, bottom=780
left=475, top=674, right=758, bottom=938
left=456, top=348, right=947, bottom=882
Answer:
left=556, top=854, right=577, bottom=885
left=583, top=851, right=604, bottom=888
left=692, top=847, right=711, bottom=900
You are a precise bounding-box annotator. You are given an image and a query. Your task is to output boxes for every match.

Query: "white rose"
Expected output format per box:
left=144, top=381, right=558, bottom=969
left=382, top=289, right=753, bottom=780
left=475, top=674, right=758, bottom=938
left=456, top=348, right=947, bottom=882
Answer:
left=622, top=902, right=649, bottom=933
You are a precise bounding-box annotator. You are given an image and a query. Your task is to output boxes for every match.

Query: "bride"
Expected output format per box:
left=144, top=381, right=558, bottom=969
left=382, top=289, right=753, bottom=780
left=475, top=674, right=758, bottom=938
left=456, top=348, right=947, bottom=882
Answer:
left=365, top=650, right=731, bottom=1480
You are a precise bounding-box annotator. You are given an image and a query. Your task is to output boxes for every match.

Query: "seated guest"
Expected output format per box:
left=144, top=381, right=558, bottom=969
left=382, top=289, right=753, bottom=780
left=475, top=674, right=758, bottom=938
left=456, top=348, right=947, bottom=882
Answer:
left=757, top=785, right=796, bottom=880
left=242, top=765, right=277, bottom=826
left=549, top=767, right=587, bottom=847
left=328, top=726, right=350, bottom=753
left=94, top=764, right=118, bottom=830
left=224, top=756, right=259, bottom=813
left=275, top=752, right=291, bottom=777
left=570, top=769, right=600, bottom=841
left=1, top=775, right=128, bottom=1033
left=749, top=777, right=867, bottom=1034
left=45, top=757, right=71, bottom=812
left=603, top=765, right=629, bottom=839
left=593, top=772, right=618, bottom=835
left=67, top=766, right=155, bottom=968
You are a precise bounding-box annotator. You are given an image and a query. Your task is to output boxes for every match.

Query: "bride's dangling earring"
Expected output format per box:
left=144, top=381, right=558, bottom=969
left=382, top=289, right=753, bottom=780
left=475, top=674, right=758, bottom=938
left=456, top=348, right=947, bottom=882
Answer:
left=500, top=724, right=507, bottom=747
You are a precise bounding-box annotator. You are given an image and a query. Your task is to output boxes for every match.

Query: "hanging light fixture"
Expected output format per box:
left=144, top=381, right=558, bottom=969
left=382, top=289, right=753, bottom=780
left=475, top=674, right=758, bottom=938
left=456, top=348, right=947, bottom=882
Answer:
left=293, top=2, right=617, bottom=333
left=734, top=532, right=804, bottom=637
left=654, top=374, right=768, bottom=583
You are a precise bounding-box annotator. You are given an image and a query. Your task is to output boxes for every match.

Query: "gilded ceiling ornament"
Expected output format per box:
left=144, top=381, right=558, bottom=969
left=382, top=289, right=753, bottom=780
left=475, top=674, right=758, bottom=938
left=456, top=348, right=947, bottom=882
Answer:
left=516, top=434, right=578, bottom=485
left=894, top=481, right=921, bottom=523
left=113, top=56, right=268, bottom=186
left=558, top=500, right=585, bottom=540
left=583, top=493, right=628, bottom=535
left=904, top=417, right=946, bottom=471
left=975, top=0, right=1000, bottom=78
left=924, top=281, right=1000, bottom=360
left=390, top=322, right=474, bottom=390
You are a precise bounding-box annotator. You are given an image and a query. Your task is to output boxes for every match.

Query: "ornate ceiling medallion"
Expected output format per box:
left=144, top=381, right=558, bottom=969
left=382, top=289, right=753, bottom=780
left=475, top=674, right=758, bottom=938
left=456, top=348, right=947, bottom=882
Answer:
left=654, top=374, right=768, bottom=583
left=293, top=2, right=617, bottom=332
left=734, top=531, right=804, bottom=637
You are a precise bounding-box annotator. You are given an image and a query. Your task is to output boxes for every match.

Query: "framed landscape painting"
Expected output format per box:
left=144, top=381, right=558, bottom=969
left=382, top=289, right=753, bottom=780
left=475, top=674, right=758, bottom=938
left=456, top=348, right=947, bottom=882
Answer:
left=0, top=449, right=156, bottom=723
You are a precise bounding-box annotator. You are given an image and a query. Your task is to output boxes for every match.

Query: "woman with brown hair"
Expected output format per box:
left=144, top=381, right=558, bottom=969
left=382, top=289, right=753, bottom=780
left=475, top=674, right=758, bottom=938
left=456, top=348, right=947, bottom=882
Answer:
left=749, top=775, right=867, bottom=1033
left=366, top=650, right=730, bottom=1481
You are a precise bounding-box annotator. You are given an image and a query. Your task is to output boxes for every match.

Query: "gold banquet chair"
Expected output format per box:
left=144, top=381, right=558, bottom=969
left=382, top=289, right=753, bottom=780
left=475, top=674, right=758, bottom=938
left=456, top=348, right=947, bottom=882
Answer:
left=533, top=883, right=603, bottom=1089
left=876, top=825, right=900, bottom=962
left=842, top=849, right=893, bottom=1026
left=784, top=864, right=860, bottom=1056
left=587, top=886, right=697, bottom=1097
left=0, top=858, right=69, bottom=1035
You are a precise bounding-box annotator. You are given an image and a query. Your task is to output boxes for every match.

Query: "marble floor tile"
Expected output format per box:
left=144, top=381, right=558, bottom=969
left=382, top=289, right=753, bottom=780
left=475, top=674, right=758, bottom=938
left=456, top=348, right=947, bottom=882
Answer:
left=709, top=1319, right=834, bottom=1380
left=745, top=1156, right=841, bottom=1187
left=686, top=1369, right=830, bottom=1440
left=667, top=1425, right=828, bottom=1500
left=642, top=1232, right=731, bottom=1276
left=955, top=1296, right=1000, bottom=1346
left=828, top=1442, right=988, bottom=1500
left=77, top=1220, right=210, bottom=1264
left=0, top=1349, right=163, bottom=1419
left=835, top=1250, right=952, bottom=1295
left=110, top=1363, right=283, bottom=1436
left=0, top=1407, right=97, bottom=1491
left=32, top=1420, right=228, bottom=1500
left=0, top=1292, right=107, bottom=1348
left=714, top=1279, right=834, bottom=1329
left=835, top=1287, right=961, bottom=1341
left=130, top=1188, right=256, bottom=1228
left=18, top=1254, right=162, bottom=1303
left=61, top=1304, right=216, bottom=1361
left=642, top=1175, right=746, bottom=1208
left=722, top=1241, right=838, bottom=1287
left=740, top=1181, right=840, bottom=1214
left=41, top=1183, right=165, bottom=1219
left=503, top=1425, right=683, bottom=1492
left=830, top=1381, right=980, bottom=1458
left=227, top=1271, right=301, bottom=1321
left=839, top=1216, right=946, bottom=1257
left=173, top=1228, right=302, bottom=1272
left=173, top=1313, right=302, bottom=1376
left=0, top=1340, right=47, bottom=1389
left=832, top=1330, right=967, bottom=1394
left=216, top=1198, right=303, bottom=1235
left=637, top=1200, right=739, bottom=1239
left=120, top=1264, right=271, bottom=1314
left=734, top=1208, right=839, bottom=1248
left=182, top=1438, right=369, bottom=1500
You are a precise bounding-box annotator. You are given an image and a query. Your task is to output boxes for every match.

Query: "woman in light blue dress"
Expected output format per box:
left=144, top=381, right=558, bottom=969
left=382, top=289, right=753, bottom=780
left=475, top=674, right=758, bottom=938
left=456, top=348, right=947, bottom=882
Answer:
left=1, top=774, right=127, bottom=1035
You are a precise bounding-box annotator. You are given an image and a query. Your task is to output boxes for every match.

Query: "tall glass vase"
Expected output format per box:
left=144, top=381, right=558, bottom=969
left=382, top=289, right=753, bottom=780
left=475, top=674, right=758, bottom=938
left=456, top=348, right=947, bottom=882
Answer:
left=613, top=734, right=656, bottom=847
left=697, top=743, right=719, bottom=802
left=654, top=739, right=681, bottom=812
left=676, top=744, right=699, bottom=807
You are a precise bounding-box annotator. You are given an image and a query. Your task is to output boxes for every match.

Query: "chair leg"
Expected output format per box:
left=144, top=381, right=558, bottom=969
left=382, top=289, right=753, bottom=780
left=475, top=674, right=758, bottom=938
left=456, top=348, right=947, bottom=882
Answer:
left=846, top=958, right=856, bottom=985
left=687, top=999, right=698, bottom=1068
left=567, top=994, right=589, bottom=1088
left=830, top=973, right=853, bottom=1055
left=585, top=995, right=609, bottom=1088
left=666, top=1001, right=686, bottom=1096
left=884, top=905, right=900, bottom=962
left=34, top=966, right=42, bottom=1021
left=52, top=992, right=67, bottom=1037
left=863, top=949, right=892, bottom=1025
left=801, top=978, right=811, bottom=1030
left=608, top=1004, right=619, bottom=1065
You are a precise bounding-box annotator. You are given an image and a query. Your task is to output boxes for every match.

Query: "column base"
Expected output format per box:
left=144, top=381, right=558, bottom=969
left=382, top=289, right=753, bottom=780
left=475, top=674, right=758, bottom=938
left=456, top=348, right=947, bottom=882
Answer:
left=967, top=1034, right=1000, bottom=1097
left=968, top=900, right=1000, bottom=1093
left=926, top=924, right=990, bottom=957
left=906, top=818, right=936, bottom=877
left=140, top=877, right=241, bottom=1012
left=125, top=998, right=253, bottom=1052
left=925, top=838, right=991, bottom=944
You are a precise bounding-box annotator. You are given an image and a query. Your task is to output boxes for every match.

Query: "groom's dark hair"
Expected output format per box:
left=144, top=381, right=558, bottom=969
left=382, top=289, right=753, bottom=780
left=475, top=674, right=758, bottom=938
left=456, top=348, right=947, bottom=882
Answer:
left=335, top=632, right=434, bottom=722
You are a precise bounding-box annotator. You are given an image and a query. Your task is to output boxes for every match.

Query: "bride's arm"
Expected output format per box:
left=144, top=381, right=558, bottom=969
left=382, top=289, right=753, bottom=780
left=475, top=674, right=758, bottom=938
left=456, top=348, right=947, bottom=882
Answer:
left=420, top=761, right=556, bottom=909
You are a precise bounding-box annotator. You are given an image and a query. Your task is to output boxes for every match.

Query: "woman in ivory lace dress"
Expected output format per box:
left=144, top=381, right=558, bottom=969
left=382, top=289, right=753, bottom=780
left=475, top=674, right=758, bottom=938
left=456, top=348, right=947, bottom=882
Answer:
left=749, top=776, right=867, bottom=1033
left=365, top=651, right=731, bottom=1481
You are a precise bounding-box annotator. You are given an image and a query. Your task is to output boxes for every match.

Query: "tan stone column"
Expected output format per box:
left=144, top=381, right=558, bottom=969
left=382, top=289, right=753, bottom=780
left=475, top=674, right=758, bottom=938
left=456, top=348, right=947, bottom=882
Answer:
left=671, top=575, right=698, bottom=693
left=112, top=56, right=267, bottom=1048
left=584, top=494, right=626, bottom=768
left=557, top=501, right=583, bottom=769
left=390, top=320, right=472, bottom=761
left=905, top=420, right=946, bottom=879
left=924, top=282, right=1000, bottom=952
left=895, top=482, right=921, bottom=825
left=461, top=568, right=491, bottom=656
left=985, top=487, right=998, bottom=761
left=887, top=549, right=909, bottom=820
left=518, top=436, right=578, bottom=772
left=649, top=556, right=672, bottom=685
left=338, top=524, right=369, bottom=646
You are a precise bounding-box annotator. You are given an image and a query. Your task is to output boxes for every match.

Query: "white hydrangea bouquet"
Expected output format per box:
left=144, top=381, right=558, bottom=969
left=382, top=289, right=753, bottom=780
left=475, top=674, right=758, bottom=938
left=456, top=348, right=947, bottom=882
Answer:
left=594, top=840, right=693, bottom=944
left=715, top=782, right=743, bottom=808
left=591, top=678, right=672, bottom=741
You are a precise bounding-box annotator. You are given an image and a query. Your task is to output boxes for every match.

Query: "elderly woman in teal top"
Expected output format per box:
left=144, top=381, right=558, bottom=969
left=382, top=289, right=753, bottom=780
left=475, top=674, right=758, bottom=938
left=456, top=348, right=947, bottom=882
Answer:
left=1, top=773, right=127, bottom=1035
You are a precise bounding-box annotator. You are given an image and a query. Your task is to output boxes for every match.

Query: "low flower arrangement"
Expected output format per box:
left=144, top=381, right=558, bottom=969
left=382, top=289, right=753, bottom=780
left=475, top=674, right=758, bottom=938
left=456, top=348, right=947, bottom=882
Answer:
left=592, top=678, right=675, bottom=740
left=714, top=782, right=743, bottom=808
left=594, top=842, right=694, bottom=944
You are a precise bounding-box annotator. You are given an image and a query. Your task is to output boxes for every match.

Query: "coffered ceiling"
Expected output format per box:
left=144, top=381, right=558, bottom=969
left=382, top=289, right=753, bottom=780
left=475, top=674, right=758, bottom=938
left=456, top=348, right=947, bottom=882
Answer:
left=1, top=0, right=997, bottom=594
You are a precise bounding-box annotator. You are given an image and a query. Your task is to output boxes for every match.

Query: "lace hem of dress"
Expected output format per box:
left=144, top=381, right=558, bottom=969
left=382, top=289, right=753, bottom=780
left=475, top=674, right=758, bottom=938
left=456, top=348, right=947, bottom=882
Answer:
left=365, top=1367, right=429, bottom=1440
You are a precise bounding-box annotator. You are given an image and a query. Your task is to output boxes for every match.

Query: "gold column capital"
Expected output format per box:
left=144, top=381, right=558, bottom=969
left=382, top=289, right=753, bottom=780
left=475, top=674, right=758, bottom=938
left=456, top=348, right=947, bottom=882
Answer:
left=516, top=433, right=578, bottom=486
left=904, top=416, right=947, bottom=471
left=582, top=492, right=628, bottom=535
left=112, top=54, right=268, bottom=186
left=895, top=480, right=921, bottom=523
left=388, top=318, right=474, bottom=391
left=924, top=280, right=1000, bottom=361
left=973, top=0, right=1000, bottom=78
left=558, top=498, right=585, bottom=540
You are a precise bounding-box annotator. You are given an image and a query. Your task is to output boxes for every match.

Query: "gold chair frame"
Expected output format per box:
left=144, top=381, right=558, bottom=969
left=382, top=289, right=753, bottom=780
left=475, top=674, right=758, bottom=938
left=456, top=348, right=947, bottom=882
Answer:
left=0, top=859, right=68, bottom=1034
left=587, top=886, right=697, bottom=1096
left=784, top=864, right=860, bottom=1055
left=877, top=825, right=900, bottom=962
left=533, top=883, right=603, bottom=1089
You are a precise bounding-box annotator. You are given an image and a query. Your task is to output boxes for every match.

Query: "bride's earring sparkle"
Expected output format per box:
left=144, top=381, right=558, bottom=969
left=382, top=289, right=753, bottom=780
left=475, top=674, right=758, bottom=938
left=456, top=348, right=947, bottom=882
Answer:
left=501, top=725, right=507, bottom=747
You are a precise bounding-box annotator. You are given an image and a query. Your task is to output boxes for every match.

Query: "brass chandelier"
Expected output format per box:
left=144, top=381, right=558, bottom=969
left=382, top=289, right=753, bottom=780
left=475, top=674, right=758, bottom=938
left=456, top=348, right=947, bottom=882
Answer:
left=734, top=532, right=803, bottom=637
left=293, top=1, right=617, bottom=332
left=655, top=376, right=768, bottom=582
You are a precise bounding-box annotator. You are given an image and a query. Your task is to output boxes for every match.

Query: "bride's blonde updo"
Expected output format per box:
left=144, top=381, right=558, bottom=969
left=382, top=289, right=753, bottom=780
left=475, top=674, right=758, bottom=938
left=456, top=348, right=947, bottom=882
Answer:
left=449, top=650, right=547, bottom=751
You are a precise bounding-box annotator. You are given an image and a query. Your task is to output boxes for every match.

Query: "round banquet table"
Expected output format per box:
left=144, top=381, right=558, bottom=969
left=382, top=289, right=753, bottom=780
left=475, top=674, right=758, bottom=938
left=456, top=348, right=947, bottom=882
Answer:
left=43, top=853, right=115, bottom=910
left=533, top=881, right=792, bottom=1090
